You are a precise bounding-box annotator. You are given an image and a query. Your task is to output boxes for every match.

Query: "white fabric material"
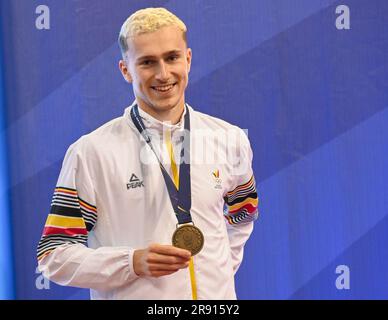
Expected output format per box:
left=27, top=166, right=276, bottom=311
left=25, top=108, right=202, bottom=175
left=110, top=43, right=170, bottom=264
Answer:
left=39, top=102, right=256, bottom=300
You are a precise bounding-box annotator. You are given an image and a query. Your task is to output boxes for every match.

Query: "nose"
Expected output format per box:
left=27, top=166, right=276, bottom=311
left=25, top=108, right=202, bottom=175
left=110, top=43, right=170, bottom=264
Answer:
left=155, top=61, right=170, bottom=82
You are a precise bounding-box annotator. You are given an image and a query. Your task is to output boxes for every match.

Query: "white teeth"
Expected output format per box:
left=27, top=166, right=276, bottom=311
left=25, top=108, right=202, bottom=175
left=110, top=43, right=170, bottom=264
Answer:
left=153, top=84, right=174, bottom=92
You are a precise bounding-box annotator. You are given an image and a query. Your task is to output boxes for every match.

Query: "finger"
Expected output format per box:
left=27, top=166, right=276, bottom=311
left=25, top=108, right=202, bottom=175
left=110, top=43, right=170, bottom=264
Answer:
left=147, top=252, right=189, bottom=264
left=149, top=244, right=191, bottom=259
left=150, top=270, right=179, bottom=278
left=148, top=262, right=189, bottom=272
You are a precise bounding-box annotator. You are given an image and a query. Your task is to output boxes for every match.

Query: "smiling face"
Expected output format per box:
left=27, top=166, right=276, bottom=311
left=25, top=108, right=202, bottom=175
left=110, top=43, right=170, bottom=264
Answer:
left=119, top=25, right=192, bottom=122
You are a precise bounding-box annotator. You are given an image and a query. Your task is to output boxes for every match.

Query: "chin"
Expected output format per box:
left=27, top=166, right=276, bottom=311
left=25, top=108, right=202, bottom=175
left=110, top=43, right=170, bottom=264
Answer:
left=152, top=98, right=181, bottom=111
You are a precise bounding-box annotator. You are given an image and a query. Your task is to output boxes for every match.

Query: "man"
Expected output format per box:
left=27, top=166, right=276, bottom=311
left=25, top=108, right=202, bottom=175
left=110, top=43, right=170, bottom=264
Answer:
left=37, top=7, right=259, bottom=300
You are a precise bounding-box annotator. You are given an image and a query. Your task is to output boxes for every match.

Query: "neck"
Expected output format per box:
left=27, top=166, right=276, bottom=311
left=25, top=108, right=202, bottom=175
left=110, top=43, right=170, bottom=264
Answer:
left=137, top=100, right=185, bottom=125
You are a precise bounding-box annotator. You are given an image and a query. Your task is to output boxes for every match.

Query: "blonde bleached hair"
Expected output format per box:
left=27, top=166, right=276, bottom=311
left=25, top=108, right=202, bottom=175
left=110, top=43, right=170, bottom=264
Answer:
left=118, top=7, right=187, bottom=57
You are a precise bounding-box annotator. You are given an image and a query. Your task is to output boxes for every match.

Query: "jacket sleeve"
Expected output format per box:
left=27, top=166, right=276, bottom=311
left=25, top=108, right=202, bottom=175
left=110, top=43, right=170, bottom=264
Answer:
left=224, top=129, right=259, bottom=274
left=37, top=141, right=138, bottom=291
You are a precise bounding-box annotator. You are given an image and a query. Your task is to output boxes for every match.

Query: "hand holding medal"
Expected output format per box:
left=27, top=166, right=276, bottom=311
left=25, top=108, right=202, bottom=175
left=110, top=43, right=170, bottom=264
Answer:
left=133, top=244, right=191, bottom=277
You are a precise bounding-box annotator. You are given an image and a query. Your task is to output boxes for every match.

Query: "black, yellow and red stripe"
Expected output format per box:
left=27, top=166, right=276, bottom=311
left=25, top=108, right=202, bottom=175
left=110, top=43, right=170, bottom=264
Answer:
left=37, top=187, right=97, bottom=261
left=224, top=176, right=258, bottom=225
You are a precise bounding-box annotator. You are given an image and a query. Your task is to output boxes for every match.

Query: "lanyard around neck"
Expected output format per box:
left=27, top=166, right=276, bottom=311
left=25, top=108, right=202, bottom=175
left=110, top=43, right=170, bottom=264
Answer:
left=130, top=104, right=192, bottom=225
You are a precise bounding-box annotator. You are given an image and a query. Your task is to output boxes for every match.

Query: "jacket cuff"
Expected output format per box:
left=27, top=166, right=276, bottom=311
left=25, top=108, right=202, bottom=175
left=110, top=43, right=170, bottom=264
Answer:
left=128, top=248, right=141, bottom=282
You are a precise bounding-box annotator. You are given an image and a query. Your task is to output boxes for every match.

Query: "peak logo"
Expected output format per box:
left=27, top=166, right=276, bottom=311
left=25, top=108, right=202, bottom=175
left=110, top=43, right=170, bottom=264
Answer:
left=126, top=174, right=144, bottom=189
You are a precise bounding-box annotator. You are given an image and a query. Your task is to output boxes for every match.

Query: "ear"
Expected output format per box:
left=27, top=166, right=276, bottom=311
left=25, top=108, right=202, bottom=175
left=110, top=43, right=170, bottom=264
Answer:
left=119, top=59, right=133, bottom=83
left=186, top=48, right=192, bottom=73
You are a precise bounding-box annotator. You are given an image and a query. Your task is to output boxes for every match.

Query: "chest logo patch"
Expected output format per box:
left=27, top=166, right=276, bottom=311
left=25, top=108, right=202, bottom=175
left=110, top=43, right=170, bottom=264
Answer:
left=212, top=169, right=222, bottom=189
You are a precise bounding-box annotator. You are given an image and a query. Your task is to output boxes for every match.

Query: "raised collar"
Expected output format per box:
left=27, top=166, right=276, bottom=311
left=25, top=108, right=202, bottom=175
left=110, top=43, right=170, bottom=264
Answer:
left=124, top=100, right=187, bottom=133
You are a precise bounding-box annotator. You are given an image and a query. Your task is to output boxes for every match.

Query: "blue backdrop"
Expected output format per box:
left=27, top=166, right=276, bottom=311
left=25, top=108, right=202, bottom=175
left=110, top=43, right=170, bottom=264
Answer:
left=1, top=0, right=387, bottom=299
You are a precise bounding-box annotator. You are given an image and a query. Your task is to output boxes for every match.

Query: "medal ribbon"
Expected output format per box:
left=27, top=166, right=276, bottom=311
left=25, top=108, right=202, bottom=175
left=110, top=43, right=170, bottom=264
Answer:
left=130, top=104, right=192, bottom=224
left=165, top=128, right=198, bottom=300
left=130, top=104, right=198, bottom=300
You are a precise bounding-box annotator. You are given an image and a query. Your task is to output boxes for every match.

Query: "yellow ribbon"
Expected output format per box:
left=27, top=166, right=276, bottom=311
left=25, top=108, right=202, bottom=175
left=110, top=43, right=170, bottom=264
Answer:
left=165, top=128, right=198, bottom=300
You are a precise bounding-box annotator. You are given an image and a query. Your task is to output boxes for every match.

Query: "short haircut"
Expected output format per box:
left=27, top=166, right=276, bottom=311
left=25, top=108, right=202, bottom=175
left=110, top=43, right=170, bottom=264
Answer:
left=118, top=7, right=187, bottom=57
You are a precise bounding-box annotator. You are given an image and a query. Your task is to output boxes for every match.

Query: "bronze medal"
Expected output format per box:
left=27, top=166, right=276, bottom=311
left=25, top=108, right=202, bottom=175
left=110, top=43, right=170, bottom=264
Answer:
left=172, top=224, right=204, bottom=256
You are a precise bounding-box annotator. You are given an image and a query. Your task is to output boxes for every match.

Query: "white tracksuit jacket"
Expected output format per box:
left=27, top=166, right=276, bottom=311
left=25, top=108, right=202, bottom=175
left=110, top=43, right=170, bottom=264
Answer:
left=37, top=102, right=259, bottom=300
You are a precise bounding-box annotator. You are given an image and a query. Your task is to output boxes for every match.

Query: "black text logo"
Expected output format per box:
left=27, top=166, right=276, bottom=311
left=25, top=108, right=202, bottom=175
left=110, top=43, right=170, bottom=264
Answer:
left=126, top=174, right=144, bottom=189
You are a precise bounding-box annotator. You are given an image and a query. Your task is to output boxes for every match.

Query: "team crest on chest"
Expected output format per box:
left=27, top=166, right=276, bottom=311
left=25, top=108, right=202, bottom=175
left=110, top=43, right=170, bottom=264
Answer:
left=212, top=169, right=222, bottom=189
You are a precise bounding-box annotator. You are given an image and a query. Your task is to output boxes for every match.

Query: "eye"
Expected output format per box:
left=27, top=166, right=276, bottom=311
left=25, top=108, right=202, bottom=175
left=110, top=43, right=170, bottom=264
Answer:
left=141, top=60, right=153, bottom=66
left=167, top=55, right=179, bottom=62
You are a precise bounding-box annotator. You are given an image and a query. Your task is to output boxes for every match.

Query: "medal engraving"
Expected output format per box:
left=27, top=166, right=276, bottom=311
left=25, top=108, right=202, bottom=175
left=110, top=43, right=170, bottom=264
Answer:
left=172, top=224, right=204, bottom=256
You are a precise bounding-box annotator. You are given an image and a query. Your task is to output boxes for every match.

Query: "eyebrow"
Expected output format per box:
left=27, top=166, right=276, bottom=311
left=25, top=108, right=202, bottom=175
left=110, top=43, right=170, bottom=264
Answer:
left=136, top=50, right=182, bottom=62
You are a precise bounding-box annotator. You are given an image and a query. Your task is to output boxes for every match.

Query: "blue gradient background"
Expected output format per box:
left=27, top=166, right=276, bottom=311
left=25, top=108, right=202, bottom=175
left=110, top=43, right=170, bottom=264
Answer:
left=0, top=0, right=387, bottom=299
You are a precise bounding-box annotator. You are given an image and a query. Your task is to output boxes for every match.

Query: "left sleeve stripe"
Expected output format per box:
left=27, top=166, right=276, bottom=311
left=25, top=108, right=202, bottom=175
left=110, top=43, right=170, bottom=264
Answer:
left=79, top=199, right=97, bottom=213
left=229, top=202, right=258, bottom=214
left=55, top=187, right=78, bottom=196
left=226, top=176, right=254, bottom=197
left=45, top=214, right=86, bottom=229
left=50, top=205, right=82, bottom=217
left=224, top=175, right=259, bottom=225
left=225, top=209, right=258, bottom=225
left=227, top=191, right=257, bottom=206
left=228, top=196, right=258, bottom=211
left=37, top=186, right=97, bottom=262
left=43, top=226, right=88, bottom=236
left=37, top=234, right=87, bottom=261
